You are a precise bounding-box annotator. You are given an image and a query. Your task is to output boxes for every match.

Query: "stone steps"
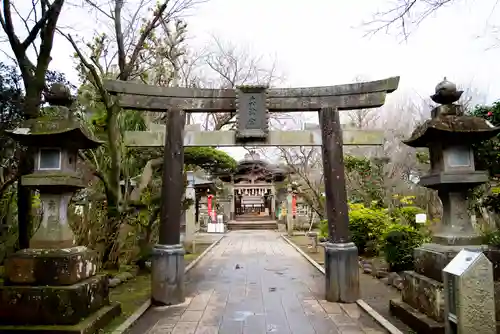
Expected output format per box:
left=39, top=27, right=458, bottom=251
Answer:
left=235, top=215, right=273, bottom=222
left=227, top=220, right=277, bottom=230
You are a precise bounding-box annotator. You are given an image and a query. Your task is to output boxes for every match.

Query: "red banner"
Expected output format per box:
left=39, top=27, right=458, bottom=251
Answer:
left=292, top=194, right=297, bottom=217
left=207, top=194, right=213, bottom=215
left=207, top=195, right=215, bottom=222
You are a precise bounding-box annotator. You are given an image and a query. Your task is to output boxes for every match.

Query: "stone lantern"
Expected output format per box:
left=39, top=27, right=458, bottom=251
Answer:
left=390, top=78, right=500, bottom=332
left=0, top=84, right=120, bottom=332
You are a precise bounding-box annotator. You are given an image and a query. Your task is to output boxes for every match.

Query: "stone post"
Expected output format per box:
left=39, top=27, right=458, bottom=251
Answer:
left=271, top=183, right=276, bottom=218
left=319, top=106, right=360, bottom=303
left=286, top=184, right=294, bottom=236
left=152, top=108, right=185, bottom=306
left=184, top=171, right=197, bottom=244
left=228, top=181, right=235, bottom=220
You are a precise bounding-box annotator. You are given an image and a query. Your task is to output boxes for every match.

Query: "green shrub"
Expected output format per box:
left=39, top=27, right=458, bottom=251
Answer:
left=383, top=224, right=427, bottom=272
left=482, top=229, right=500, bottom=247
left=319, top=219, right=328, bottom=239
left=348, top=203, right=390, bottom=256
left=391, top=206, right=425, bottom=227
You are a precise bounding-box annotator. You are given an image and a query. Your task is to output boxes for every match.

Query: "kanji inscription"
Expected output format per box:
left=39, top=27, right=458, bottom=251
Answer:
left=236, top=86, right=269, bottom=141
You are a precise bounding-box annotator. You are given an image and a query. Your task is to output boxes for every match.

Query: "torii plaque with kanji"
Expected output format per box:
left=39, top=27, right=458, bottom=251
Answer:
left=235, top=85, right=269, bottom=141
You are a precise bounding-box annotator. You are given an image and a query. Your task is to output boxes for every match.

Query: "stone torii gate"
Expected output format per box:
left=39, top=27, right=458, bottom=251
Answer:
left=104, top=76, right=400, bottom=306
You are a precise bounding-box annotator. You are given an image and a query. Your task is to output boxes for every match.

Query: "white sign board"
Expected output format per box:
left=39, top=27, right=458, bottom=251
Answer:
left=443, top=249, right=482, bottom=276
left=415, top=213, right=427, bottom=224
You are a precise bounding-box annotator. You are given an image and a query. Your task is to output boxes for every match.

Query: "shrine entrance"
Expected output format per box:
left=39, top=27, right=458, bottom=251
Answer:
left=104, top=76, right=399, bottom=306
left=218, top=151, right=286, bottom=221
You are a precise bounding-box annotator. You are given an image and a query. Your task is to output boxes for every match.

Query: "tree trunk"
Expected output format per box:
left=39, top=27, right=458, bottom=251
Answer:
left=136, top=207, right=160, bottom=272
left=101, top=211, right=122, bottom=269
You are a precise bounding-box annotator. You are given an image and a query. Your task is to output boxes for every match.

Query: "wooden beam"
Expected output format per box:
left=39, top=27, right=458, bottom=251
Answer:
left=114, top=91, right=387, bottom=112
left=124, top=129, right=384, bottom=147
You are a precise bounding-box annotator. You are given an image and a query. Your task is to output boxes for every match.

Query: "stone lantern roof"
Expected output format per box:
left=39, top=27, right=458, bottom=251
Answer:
left=6, top=116, right=102, bottom=149
left=404, top=77, right=500, bottom=148
left=403, top=114, right=500, bottom=148
left=6, top=83, right=102, bottom=149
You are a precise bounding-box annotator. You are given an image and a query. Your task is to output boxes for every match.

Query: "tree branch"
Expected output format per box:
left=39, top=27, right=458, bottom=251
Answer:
left=0, top=172, right=20, bottom=198
left=2, top=0, right=23, bottom=59
left=34, top=0, right=64, bottom=86
left=20, top=2, right=57, bottom=51
left=119, top=1, right=169, bottom=80
left=362, top=0, right=457, bottom=40
left=114, top=0, right=126, bottom=76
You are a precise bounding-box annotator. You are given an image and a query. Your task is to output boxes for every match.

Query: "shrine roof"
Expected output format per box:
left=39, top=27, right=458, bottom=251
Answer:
left=218, top=156, right=290, bottom=182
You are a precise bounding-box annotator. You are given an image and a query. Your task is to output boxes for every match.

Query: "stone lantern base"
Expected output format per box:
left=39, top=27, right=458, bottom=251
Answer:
left=0, top=246, right=121, bottom=333
left=389, top=243, right=500, bottom=333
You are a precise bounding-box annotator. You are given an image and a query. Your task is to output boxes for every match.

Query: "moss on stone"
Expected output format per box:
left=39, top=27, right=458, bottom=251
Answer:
left=0, top=275, right=109, bottom=325
left=404, top=114, right=500, bottom=148
left=6, top=116, right=102, bottom=149
left=22, top=172, right=86, bottom=189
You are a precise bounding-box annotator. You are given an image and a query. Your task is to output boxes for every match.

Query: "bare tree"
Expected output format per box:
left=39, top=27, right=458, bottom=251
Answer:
left=346, top=108, right=380, bottom=129
left=62, top=0, right=200, bottom=267
left=363, top=0, right=461, bottom=40
left=277, top=146, right=325, bottom=219
left=198, top=36, right=287, bottom=131
left=345, top=75, right=380, bottom=128
left=0, top=0, right=66, bottom=248
left=459, top=83, right=488, bottom=112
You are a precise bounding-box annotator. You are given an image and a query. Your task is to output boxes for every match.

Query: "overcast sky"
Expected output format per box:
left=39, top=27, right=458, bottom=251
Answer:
left=3, top=0, right=500, bottom=160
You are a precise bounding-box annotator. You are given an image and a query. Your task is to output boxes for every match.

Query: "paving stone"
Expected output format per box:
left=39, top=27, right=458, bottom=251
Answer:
left=319, top=301, right=343, bottom=315
left=199, top=306, right=224, bottom=326
left=128, top=230, right=388, bottom=334
left=180, top=311, right=204, bottom=322
left=329, top=313, right=357, bottom=327
left=172, top=321, right=198, bottom=334
left=339, top=304, right=361, bottom=319
left=242, top=313, right=266, bottom=333
left=337, top=326, right=365, bottom=334
left=187, top=291, right=213, bottom=311
left=195, top=325, right=219, bottom=334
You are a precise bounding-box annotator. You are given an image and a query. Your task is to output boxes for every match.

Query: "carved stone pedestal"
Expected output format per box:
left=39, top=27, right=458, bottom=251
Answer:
left=0, top=247, right=121, bottom=333
left=324, top=242, right=360, bottom=303
left=151, top=244, right=185, bottom=306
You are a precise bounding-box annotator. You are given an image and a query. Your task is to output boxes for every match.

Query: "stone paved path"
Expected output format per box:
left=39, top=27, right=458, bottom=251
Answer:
left=127, top=230, right=387, bottom=334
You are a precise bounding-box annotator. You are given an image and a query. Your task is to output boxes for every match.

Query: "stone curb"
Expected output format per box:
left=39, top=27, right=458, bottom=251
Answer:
left=281, top=235, right=403, bottom=334
left=111, top=235, right=225, bottom=334
left=185, top=235, right=225, bottom=272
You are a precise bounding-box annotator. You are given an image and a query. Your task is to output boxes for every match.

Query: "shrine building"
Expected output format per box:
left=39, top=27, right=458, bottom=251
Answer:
left=219, top=151, right=289, bottom=221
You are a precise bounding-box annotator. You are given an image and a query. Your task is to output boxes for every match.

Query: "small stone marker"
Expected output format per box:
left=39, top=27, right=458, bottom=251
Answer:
left=306, top=231, right=319, bottom=253
left=442, top=249, right=495, bottom=334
